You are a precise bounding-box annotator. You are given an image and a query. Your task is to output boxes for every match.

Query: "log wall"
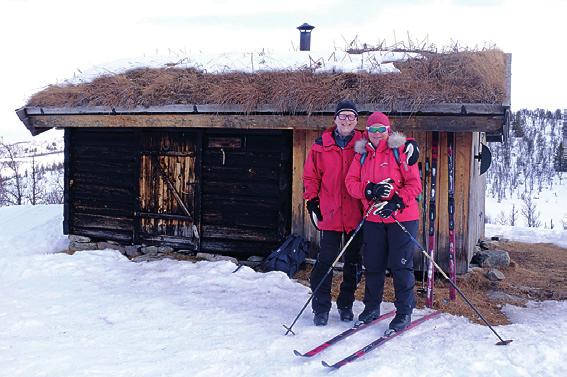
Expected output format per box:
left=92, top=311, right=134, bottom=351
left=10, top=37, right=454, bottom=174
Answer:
left=68, top=128, right=139, bottom=242
left=65, top=124, right=485, bottom=272
left=199, top=129, right=292, bottom=257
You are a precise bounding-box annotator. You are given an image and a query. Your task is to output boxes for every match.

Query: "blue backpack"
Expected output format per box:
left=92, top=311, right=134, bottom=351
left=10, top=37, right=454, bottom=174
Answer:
left=261, top=234, right=309, bottom=278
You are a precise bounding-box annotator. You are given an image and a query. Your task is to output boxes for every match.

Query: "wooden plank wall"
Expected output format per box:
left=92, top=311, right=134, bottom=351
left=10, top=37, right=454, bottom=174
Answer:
left=406, top=130, right=429, bottom=273
left=404, top=130, right=473, bottom=274
left=466, top=132, right=486, bottom=263
left=434, top=132, right=473, bottom=274
left=69, top=128, right=139, bottom=242
left=291, top=130, right=306, bottom=235
left=291, top=129, right=323, bottom=256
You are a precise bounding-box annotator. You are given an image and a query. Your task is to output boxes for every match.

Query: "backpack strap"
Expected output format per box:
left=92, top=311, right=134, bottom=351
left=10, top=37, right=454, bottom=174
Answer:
left=359, top=148, right=401, bottom=167
left=392, top=147, right=401, bottom=166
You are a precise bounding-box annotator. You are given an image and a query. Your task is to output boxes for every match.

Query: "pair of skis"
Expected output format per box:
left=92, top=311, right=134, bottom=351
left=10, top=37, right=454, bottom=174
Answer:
left=422, top=132, right=457, bottom=306
left=294, top=310, right=441, bottom=369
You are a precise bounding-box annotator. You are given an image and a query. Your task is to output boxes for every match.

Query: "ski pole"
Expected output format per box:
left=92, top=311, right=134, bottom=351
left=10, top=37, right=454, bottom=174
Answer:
left=283, top=204, right=373, bottom=336
left=391, top=214, right=513, bottom=346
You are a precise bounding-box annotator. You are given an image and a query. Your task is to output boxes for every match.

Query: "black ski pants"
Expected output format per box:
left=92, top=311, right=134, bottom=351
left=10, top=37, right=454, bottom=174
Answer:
left=362, top=220, right=418, bottom=315
left=311, top=230, right=363, bottom=314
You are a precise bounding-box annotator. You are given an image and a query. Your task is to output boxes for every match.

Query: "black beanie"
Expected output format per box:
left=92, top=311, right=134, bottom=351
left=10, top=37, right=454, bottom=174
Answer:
left=334, top=100, right=358, bottom=117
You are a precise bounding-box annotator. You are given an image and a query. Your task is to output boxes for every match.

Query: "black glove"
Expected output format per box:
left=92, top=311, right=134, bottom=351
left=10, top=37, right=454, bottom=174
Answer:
left=364, top=178, right=394, bottom=201
left=372, top=193, right=405, bottom=218
left=306, top=197, right=323, bottom=221
left=404, top=139, right=419, bottom=166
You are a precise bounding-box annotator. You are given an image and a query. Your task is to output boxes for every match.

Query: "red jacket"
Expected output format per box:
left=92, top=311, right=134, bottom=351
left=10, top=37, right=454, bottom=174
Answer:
left=345, top=136, right=422, bottom=224
left=303, top=127, right=364, bottom=233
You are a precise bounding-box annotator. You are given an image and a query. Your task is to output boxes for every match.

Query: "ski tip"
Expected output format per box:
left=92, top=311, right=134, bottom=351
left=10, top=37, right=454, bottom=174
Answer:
left=321, top=360, right=336, bottom=369
left=496, top=339, right=513, bottom=346
left=293, top=350, right=304, bottom=357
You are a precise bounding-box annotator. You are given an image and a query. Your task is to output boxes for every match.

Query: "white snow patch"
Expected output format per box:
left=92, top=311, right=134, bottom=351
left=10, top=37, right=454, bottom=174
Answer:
left=57, top=49, right=410, bottom=86
left=0, top=204, right=566, bottom=376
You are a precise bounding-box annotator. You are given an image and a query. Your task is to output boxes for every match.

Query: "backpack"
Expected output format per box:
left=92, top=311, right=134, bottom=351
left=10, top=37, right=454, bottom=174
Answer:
left=261, top=234, right=309, bottom=278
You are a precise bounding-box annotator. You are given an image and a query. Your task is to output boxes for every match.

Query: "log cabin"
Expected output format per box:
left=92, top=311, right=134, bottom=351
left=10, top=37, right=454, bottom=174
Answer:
left=15, top=49, right=511, bottom=274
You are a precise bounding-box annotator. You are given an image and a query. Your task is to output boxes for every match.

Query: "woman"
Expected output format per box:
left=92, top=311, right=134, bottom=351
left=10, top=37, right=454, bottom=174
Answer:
left=345, top=111, right=422, bottom=333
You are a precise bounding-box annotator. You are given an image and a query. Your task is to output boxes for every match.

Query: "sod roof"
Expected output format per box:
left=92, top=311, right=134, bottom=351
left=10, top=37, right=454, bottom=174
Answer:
left=26, top=49, right=507, bottom=113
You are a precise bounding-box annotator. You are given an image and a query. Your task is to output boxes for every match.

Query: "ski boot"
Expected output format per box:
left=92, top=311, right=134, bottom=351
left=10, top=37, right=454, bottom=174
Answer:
left=337, top=307, right=354, bottom=322
left=385, top=313, right=411, bottom=336
left=355, top=307, right=381, bottom=326
left=313, top=312, right=329, bottom=326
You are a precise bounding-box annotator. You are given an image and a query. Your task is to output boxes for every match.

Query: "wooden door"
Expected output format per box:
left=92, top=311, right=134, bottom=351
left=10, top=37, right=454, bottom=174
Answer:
left=137, top=131, right=200, bottom=249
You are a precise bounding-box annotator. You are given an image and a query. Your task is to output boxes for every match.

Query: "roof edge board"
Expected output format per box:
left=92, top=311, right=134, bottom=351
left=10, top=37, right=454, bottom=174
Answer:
left=22, top=103, right=508, bottom=116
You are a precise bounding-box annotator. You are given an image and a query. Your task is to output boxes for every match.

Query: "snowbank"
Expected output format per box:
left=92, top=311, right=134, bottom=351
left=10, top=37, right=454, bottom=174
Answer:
left=0, top=204, right=68, bottom=257
left=1, top=205, right=566, bottom=376
left=486, top=223, right=567, bottom=248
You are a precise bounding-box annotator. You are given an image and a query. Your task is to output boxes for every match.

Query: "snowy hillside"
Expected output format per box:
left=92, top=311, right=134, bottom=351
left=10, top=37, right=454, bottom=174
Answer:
left=0, top=130, right=64, bottom=206
left=0, top=205, right=565, bottom=376
left=486, top=109, right=566, bottom=230
left=1, top=129, right=63, bottom=156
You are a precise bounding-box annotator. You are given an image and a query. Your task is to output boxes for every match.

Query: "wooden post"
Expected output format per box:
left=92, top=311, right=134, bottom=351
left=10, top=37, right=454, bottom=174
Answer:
left=63, top=128, right=71, bottom=235
left=303, top=131, right=322, bottom=252
left=291, top=130, right=306, bottom=235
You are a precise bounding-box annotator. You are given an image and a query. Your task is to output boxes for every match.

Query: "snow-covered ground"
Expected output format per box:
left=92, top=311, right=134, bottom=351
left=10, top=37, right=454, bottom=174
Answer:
left=485, top=173, right=567, bottom=248
left=1, top=205, right=565, bottom=376
left=486, top=174, right=567, bottom=231
left=485, top=223, right=567, bottom=248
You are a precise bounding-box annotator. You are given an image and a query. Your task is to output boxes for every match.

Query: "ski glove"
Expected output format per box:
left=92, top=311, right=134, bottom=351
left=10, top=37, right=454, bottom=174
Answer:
left=306, top=197, right=323, bottom=221
left=404, top=140, right=419, bottom=166
left=365, top=178, right=394, bottom=201
left=372, top=193, right=405, bottom=218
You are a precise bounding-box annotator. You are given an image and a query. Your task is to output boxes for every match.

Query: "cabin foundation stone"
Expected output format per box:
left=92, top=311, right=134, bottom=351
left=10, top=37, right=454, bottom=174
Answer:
left=124, top=245, right=143, bottom=258
left=196, top=252, right=238, bottom=264
left=97, top=242, right=126, bottom=253
left=69, top=235, right=92, bottom=243
left=69, top=240, right=98, bottom=252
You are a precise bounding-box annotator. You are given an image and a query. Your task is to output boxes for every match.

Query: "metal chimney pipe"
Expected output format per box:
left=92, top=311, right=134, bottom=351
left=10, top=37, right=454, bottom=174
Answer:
left=297, top=23, right=315, bottom=51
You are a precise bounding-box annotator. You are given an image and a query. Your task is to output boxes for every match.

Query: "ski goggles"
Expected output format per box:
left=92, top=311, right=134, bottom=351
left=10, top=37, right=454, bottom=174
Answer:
left=366, top=125, right=389, bottom=133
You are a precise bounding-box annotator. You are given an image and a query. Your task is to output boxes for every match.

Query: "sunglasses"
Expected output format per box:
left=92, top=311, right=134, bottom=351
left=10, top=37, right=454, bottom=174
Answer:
left=337, top=114, right=357, bottom=121
left=366, top=125, right=389, bottom=133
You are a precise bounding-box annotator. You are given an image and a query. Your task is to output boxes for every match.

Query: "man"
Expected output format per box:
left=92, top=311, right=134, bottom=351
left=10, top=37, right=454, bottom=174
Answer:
left=303, top=99, right=364, bottom=326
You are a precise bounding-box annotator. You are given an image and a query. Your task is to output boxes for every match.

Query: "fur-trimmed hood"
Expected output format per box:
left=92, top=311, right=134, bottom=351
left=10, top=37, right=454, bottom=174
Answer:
left=355, top=132, right=407, bottom=154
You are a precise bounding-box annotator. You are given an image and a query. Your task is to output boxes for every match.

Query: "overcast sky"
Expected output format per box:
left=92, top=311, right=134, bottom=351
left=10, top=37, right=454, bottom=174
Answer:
left=1, top=0, right=565, bottom=141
